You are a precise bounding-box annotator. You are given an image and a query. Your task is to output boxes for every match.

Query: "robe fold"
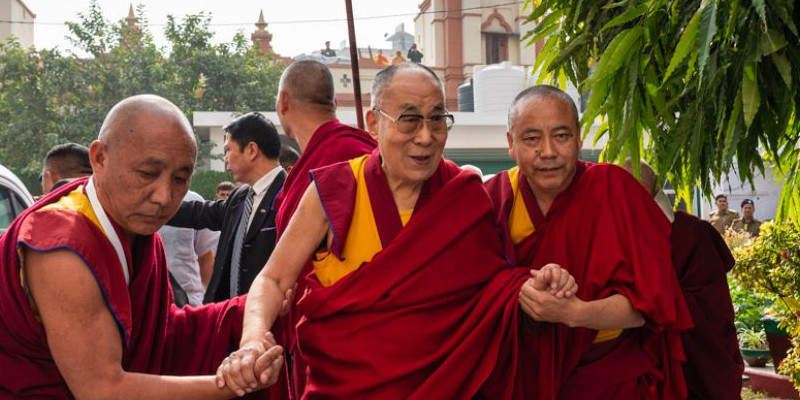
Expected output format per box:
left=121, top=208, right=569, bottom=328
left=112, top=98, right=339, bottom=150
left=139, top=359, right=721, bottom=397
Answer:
left=295, top=153, right=539, bottom=400
left=272, top=119, right=376, bottom=398
left=485, top=162, right=692, bottom=400
left=671, top=211, right=743, bottom=400
left=0, top=178, right=253, bottom=398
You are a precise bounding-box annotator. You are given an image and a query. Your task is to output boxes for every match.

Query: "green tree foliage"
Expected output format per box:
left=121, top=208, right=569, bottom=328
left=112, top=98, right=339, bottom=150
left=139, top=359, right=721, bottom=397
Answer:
left=525, top=0, right=800, bottom=219
left=0, top=1, right=284, bottom=192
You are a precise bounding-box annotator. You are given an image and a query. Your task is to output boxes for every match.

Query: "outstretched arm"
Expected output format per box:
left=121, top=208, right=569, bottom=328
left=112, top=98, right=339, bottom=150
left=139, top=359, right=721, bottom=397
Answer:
left=23, top=247, right=281, bottom=400
left=218, top=183, right=330, bottom=394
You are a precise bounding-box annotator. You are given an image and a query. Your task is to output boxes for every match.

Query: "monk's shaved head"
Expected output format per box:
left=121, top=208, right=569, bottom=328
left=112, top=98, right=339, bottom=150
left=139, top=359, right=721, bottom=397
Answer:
left=623, top=158, right=659, bottom=197
left=507, top=85, right=580, bottom=134
left=98, top=94, right=197, bottom=151
left=278, top=60, right=335, bottom=108
left=90, top=94, right=197, bottom=235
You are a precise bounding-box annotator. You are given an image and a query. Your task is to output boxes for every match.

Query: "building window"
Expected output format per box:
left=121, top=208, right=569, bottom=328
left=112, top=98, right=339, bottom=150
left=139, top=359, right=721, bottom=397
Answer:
left=485, top=33, right=508, bottom=64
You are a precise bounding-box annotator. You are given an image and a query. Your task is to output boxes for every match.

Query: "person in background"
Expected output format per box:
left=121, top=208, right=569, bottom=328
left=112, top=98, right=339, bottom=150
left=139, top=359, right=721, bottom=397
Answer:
left=159, top=190, right=220, bottom=306
left=731, top=198, right=763, bottom=237
left=320, top=41, right=336, bottom=57
left=40, top=143, right=93, bottom=195
left=278, top=145, right=300, bottom=173
left=272, top=57, right=376, bottom=398
left=215, top=181, right=235, bottom=200
left=390, top=50, right=406, bottom=65
left=407, top=43, right=423, bottom=63
left=373, top=49, right=388, bottom=66
left=708, top=194, right=739, bottom=235
left=623, top=159, right=743, bottom=400
left=168, top=112, right=285, bottom=304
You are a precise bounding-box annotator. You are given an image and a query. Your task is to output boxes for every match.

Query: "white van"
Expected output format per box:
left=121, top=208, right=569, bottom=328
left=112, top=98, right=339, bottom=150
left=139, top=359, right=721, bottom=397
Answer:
left=0, top=164, right=34, bottom=233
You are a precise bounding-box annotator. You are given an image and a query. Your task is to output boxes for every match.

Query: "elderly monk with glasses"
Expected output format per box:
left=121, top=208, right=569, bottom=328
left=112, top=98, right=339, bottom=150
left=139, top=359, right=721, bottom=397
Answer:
left=216, top=63, right=590, bottom=400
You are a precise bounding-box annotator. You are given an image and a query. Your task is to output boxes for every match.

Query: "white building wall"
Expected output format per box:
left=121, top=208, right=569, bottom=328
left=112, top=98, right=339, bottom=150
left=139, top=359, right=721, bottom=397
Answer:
left=1, top=0, right=35, bottom=47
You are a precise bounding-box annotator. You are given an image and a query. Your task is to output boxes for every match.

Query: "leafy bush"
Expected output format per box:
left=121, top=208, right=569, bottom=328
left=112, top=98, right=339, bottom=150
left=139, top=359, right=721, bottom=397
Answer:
left=731, top=221, right=800, bottom=385
left=729, top=275, right=773, bottom=332
left=190, top=170, right=233, bottom=200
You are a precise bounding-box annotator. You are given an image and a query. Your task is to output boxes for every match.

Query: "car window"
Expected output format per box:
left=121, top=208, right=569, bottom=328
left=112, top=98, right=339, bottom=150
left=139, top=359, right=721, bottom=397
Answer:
left=10, top=189, right=28, bottom=216
left=0, top=187, right=14, bottom=233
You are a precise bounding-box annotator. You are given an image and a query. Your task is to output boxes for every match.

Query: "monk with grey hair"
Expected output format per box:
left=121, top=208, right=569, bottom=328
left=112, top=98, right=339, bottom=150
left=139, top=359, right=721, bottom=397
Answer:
left=218, top=63, right=581, bottom=399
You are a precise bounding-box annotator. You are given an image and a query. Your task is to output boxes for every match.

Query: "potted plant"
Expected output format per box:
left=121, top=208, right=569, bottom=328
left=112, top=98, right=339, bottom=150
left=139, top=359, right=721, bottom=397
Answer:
left=739, top=327, right=771, bottom=367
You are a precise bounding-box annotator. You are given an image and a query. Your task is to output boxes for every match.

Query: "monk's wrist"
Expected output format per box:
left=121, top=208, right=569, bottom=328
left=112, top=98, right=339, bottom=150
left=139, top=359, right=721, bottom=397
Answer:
left=239, top=331, right=268, bottom=349
left=565, top=298, right=589, bottom=328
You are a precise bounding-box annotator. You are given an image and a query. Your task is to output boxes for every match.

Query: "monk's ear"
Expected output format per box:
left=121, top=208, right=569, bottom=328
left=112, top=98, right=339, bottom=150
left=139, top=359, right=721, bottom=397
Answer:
left=89, top=140, right=106, bottom=172
left=365, top=109, right=380, bottom=139
left=277, top=91, right=289, bottom=115
left=506, top=131, right=516, bottom=161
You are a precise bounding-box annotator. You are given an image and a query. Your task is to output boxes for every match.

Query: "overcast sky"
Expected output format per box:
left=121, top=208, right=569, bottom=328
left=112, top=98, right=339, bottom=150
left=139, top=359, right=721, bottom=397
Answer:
left=24, top=0, right=421, bottom=56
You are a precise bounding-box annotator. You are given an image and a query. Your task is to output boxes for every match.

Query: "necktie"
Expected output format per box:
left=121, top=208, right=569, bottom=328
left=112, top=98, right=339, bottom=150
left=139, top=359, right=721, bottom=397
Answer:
left=230, top=188, right=255, bottom=297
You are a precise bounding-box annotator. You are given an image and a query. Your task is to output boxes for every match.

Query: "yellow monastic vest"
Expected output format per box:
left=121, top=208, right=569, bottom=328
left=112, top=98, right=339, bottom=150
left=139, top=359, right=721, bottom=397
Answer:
left=313, top=156, right=412, bottom=287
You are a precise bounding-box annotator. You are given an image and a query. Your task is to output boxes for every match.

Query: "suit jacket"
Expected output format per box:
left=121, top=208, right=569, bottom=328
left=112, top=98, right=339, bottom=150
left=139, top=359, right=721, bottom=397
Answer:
left=168, top=171, right=286, bottom=303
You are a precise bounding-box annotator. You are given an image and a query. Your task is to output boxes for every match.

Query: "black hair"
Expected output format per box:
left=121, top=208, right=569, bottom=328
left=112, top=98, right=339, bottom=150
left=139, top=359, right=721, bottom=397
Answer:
left=44, top=143, right=92, bottom=177
left=224, top=112, right=281, bottom=160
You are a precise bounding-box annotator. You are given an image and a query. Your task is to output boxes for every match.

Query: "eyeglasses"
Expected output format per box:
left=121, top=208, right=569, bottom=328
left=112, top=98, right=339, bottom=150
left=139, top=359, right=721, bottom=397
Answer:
left=373, top=107, right=454, bottom=134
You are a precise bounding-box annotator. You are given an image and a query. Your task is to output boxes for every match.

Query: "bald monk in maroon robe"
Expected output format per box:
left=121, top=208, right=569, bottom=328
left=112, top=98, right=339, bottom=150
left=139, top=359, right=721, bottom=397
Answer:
left=623, top=160, right=743, bottom=400
left=485, top=85, right=692, bottom=400
left=0, top=95, right=282, bottom=399
left=272, top=59, right=376, bottom=397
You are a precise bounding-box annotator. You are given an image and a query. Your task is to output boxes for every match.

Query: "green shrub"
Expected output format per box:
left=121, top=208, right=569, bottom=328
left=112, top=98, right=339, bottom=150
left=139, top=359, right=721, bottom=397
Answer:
left=190, top=170, right=233, bottom=200
left=731, top=221, right=800, bottom=385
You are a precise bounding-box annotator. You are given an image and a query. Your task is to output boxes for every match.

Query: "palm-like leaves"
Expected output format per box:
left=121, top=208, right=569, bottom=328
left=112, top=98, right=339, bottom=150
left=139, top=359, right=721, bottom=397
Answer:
left=525, top=0, right=800, bottom=220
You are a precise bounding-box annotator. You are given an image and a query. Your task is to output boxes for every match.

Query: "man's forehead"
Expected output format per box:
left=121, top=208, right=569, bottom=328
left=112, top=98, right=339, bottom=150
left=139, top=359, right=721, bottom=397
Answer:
left=382, top=76, right=443, bottom=107
left=133, top=155, right=194, bottom=171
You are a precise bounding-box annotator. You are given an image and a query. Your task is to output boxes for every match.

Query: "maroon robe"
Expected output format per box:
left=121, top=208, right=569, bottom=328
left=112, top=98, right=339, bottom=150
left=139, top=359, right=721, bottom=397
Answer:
left=671, top=211, right=743, bottom=399
left=272, top=119, right=375, bottom=398
left=0, top=178, right=253, bottom=398
left=296, top=154, right=537, bottom=399
left=274, top=119, right=376, bottom=236
left=485, top=162, right=692, bottom=400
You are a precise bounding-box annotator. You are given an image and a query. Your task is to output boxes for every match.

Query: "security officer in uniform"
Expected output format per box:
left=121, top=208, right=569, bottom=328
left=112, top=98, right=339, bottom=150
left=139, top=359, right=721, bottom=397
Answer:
left=708, top=194, right=739, bottom=235
left=731, top=198, right=763, bottom=237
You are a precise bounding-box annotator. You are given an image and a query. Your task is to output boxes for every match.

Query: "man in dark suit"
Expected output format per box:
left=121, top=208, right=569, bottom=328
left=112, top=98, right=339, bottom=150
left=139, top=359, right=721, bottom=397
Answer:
left=167, top=112, right=286, bottom=303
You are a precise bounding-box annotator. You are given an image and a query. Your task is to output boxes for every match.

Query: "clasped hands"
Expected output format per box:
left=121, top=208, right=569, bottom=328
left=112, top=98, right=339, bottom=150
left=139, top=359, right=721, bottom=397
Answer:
left=216, top=285, right=295, bottom=397
left=215, top=332, right=284, bottom=397
left=519, top=263, right=581, bottom=325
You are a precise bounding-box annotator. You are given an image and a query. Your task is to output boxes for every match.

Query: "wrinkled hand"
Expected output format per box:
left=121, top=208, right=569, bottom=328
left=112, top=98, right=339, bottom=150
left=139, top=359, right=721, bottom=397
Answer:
left=530, top=263, right=578, bottom=298
left=216, top=332, right=284, bottom=397
left=279, top=284, right=297, bottom=317
left=519, top=279, right=581, bottom=325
